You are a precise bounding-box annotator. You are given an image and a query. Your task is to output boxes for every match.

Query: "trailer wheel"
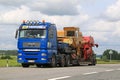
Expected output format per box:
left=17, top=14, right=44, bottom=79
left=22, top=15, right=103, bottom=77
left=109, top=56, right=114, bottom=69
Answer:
left=50, top=55, right=56, bottom=67
left=88, top=59, right=96, bottom=66
left=65, top=55, right=71, bottom=67
left=59, top=54, right=65, bottom=67
left=92, top=59, right=97, bottom=66
left=22, top=63, right=29, bottom=68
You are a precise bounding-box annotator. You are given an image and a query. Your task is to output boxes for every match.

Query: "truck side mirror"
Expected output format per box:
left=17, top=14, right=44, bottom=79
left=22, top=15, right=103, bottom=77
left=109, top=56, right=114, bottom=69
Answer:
left=15, top=29, right=18, bottom=39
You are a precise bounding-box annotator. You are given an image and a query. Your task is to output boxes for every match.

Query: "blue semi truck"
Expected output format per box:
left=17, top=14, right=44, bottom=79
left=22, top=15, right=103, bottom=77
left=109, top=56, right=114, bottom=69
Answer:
left=15, top=20, right=97, bottom=67
left=15, top=20, right=70, bottom=67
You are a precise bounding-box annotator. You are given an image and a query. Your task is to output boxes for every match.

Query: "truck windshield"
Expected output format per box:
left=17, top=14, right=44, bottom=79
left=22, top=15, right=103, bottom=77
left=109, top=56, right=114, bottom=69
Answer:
left=19, top=29, right=46, bottom=38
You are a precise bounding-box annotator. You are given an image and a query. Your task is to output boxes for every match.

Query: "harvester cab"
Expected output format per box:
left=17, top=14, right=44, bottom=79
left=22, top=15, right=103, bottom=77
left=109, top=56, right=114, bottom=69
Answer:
left=64, top=27, right=79, bottom=38
left=61, top=27, right=83, bottom=58
left=63, top=27, right=82, bottom=49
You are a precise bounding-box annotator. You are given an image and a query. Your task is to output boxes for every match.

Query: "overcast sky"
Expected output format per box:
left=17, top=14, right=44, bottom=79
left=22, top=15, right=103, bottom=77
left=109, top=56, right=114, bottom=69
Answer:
left=0, top=0, right=120, bottom=54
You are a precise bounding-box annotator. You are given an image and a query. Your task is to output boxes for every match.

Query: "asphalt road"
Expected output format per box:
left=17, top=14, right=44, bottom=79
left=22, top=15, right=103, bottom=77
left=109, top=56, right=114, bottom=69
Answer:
left=0, top=64, right=120, bottom=80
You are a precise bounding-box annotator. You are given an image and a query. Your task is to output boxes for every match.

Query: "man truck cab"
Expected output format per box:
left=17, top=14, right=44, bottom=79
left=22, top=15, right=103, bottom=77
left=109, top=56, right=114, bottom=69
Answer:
left=15, top=20, right=57, bottom=67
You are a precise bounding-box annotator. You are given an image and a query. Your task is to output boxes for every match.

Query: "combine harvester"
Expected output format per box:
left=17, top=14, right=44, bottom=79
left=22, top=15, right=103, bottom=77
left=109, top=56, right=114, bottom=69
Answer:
left=57, top=27, right=98, bottom=66
left=15, top=20, right=98, bottom=67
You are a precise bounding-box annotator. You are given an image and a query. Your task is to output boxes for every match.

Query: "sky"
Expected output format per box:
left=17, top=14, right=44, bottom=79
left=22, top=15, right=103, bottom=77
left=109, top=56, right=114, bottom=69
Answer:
left=0, top=0, right=120, bottom=55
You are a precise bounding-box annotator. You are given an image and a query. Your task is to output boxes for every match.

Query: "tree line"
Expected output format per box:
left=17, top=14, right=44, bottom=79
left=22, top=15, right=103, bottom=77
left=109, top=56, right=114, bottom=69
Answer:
left=0, top=50, right=17, bottom=56
left=101, top=49, right=120, bottom=61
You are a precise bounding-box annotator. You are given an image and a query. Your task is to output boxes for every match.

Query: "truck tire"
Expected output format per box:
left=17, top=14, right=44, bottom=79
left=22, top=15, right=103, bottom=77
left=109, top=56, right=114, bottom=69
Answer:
left=50, top=55, right=56, bottom=67
left=65, top=55, right=71, bottom=67
left=22, top=63, right=29, bottom=68
left=36, top=64, right=41, bottom=67
left=59, top=54, right=65, bottom=67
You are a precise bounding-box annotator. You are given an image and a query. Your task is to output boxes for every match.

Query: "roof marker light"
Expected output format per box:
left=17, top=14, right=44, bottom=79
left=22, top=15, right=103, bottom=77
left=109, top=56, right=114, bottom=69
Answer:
left=23, top=20, right=26, bottom=24
left=26, top=20, right=29, bottom=24
left=42, top=20, right=45, bottom=23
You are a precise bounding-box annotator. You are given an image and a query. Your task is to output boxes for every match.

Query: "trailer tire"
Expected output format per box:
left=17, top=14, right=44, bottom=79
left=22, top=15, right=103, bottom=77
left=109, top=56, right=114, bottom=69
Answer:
left=22, top=63, right=29, bottom=68
left=59, top=54, right=65, bottom=67
left=50, top=55, right=56, bottom=67
left=65, top=55, right=71, bottom=67
left=89, top=59, right=96, bottom=66
left=92, top=59, right=96, bottom=66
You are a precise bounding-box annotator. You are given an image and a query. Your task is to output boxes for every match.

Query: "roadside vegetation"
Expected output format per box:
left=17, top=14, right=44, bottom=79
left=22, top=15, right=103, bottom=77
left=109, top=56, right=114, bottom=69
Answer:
left=97, top=49, right=120, bottom=64
left=97, top=59, right=120, bottom=64
left=0, top=56, right=21, bottom=67
left=0, top=50, right=120, bottom=67
left=0, top=50, right=21, bottom=67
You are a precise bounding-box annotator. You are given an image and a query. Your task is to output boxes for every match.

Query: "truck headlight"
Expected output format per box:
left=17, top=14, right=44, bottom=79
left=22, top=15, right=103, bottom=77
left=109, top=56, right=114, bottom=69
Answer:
left=41, top=58, right=46, bottom=60
left=18, top=58, right=22, bottom=60
left=41, top=53, right=47, bottom=56
left=18, top=53, right=22, bottom=56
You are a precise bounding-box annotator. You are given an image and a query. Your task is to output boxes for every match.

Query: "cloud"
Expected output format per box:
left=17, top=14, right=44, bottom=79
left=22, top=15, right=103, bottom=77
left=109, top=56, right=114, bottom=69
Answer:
left=88, top=20, right=114, bottom=31
left=0, top=0, right=81, bottom=16
left=0, top=0, right=29, bottom=6
left=81, top=18, right=120, bottom=43
left=104, top=0, right=120, bottom=21
left=0, top=4, right=89, bottom=28
left=0, top=43, right=16, bottom=50
left=0, top=24, right=17, bottom=50
left=0, top=5, right=46, bottom=24
left=48, top=14, right=89, bottom=29
left=112, top=21, right=120, bottom=38
left=28, top=0, right=80, bottom=16
left=0, top=6, right=30, bottom=24
left=113, top=28, right=120, bottom=37
left=0, top=0, right=87, bottom=25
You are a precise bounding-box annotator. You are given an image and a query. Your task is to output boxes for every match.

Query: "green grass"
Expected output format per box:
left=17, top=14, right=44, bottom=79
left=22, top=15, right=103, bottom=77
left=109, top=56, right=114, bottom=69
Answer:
left=0, top=56, right=120, bottom=67
left=97, top=59, right=120, bottom=64
left=0, top=56, right=21, bottom=67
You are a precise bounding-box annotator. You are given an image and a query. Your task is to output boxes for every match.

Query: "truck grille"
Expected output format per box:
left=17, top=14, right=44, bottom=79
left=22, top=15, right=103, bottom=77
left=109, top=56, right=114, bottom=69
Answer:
left=23, top=42, right=40, bottom=48
left=25, top=58, right=37, bottom=60
left=25, top=53, right=38, bottom=56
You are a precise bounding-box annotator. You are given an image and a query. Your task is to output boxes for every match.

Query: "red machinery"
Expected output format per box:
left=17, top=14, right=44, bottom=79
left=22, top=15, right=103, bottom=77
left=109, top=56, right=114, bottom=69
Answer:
left=82, top=36, right=98, bottom=60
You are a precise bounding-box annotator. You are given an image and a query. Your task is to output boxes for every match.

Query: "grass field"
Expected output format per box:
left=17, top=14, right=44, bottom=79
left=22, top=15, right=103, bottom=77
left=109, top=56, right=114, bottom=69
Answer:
left=97, top=59, right=120, bottom=64
left=0, top=56, right=21, bottom=67
left=0, top=56, right=120, bottom=67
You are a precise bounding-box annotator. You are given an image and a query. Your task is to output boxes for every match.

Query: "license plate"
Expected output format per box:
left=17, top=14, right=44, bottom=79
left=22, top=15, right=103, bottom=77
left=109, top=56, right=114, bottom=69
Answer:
left=28, top=60, right=35, bottom=63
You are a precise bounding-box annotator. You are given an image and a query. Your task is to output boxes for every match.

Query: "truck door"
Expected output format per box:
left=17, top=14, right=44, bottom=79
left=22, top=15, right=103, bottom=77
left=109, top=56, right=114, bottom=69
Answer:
left=48, top=26, right=57, bottom=56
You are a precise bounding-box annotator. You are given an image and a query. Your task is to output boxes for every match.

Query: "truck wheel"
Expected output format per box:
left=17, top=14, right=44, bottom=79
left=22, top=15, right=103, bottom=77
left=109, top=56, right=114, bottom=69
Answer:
left=50, top=55, right=56, bottom=67
left=65, top=55, right=71, bottom=67
left=36, top=64, right=41, bottom=67
left=22, top=63, right=29, bottom=68
left=59, top=54, right=65, bottom=67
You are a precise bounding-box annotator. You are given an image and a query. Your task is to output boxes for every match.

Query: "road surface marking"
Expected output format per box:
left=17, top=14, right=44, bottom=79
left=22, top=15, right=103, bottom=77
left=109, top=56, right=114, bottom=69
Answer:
left=116, top=68, right=120, bottom=70
left=48, top=76, right=71, bottom=80
left=83, top=72, right=98, bottom=75
left=105, top=69, right=114, bottom=72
